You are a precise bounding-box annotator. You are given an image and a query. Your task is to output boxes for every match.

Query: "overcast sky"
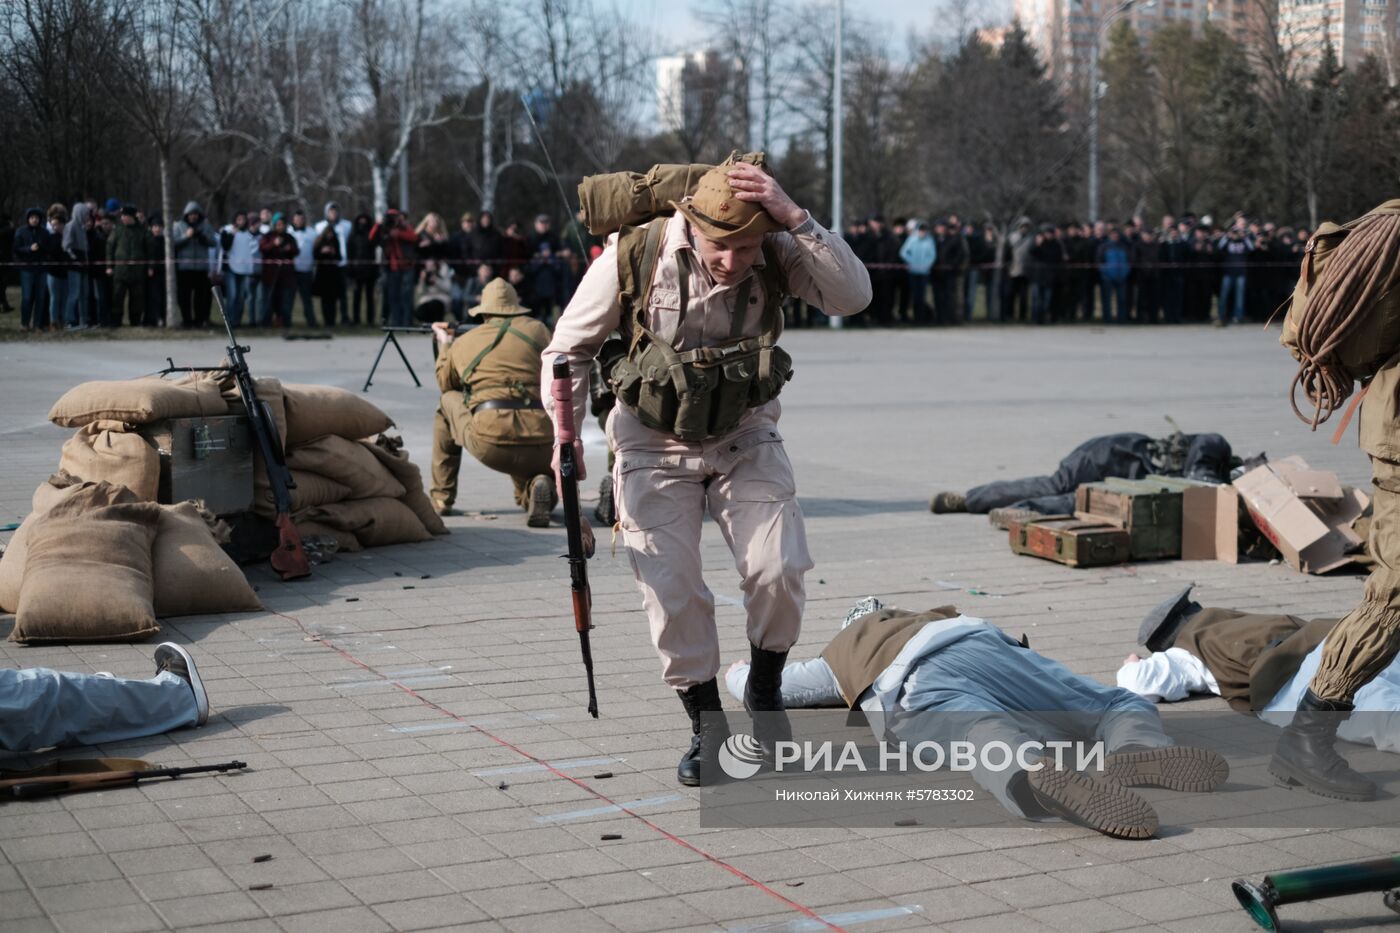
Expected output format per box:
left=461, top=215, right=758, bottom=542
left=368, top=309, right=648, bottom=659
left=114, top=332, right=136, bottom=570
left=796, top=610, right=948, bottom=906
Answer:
left=620, top=0, right=1016, bottom=60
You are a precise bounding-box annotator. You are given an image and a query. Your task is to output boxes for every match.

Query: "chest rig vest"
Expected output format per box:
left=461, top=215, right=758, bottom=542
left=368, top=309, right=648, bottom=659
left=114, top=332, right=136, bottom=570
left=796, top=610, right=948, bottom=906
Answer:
left=607, top=221, right=793, bottom=441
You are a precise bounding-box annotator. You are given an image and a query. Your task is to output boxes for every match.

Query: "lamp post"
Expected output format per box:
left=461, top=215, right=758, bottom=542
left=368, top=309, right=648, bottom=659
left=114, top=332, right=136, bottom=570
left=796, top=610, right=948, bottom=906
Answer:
left=829, top=0, right=844, bottom=329
left=1087, top=0, right=1142, bottom=224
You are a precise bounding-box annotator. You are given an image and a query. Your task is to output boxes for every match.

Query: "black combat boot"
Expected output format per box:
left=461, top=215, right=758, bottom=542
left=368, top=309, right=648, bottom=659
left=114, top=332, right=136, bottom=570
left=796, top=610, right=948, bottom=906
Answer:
left=743, top=644, right=793, bottom=757
left=1269, top=690, right=1377, bottom=801
left=676, top=679, right=729, bottom=787
left=929, top=492, right=967, bottom=514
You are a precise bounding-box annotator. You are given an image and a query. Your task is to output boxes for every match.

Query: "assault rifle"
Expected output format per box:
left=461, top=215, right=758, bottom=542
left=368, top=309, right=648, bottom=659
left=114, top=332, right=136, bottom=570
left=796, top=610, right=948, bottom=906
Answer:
left=1, top=760, right=247, bottom=801
left=551, top=357, right=599, bottom=718
left=213, top=288, right=310, bottom=580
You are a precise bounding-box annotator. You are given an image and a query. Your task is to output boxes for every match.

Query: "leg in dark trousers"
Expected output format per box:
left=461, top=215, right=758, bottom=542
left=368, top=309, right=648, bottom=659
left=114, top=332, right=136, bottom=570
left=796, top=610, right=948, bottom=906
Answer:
left=175, top=270, right=197, bottom=328
left=964, top=433, right=1155, bottom=513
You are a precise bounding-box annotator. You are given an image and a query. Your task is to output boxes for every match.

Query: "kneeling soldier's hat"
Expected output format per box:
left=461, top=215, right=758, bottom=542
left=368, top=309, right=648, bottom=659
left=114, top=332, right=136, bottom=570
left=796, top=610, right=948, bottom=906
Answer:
left=671, top=151, right=785, bottom=241
left=469, top=278, right=531, bottom=318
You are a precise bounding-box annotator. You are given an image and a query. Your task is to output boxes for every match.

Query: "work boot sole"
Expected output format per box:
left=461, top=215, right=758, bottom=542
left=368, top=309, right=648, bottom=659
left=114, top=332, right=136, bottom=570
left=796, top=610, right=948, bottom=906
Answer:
left=1027, top=761, right=1158, bottom=839
left=527, top=476, right=553, bottom=528
left=1103, top=746, right=1228, bottom=792
left=1267, top=755, right=1377, bottom=802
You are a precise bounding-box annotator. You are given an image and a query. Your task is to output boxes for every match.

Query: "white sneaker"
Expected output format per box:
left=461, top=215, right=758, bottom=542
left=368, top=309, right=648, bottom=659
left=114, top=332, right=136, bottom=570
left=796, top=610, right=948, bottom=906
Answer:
left=154, top=643, right=209, bottom=726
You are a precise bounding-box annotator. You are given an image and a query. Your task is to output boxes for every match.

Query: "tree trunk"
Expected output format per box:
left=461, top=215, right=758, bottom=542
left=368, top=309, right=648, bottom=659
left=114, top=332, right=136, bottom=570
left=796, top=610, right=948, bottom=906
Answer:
left=370, top=161, right=388, bottom=218
left=160, top=151, right=178, bottom=329
left=481, top=76, right=497, bottom=213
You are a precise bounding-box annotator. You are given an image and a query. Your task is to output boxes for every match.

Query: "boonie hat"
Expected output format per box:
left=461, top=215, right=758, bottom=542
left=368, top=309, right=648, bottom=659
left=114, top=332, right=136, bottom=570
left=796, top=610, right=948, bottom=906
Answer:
left=469, top=279, right=531, bottom=318
left=671, top=151, right=785, bottom=241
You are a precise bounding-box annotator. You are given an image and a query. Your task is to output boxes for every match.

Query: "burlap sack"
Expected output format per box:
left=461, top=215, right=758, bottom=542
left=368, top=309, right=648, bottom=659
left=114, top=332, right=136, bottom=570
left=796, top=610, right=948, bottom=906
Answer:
left=287, top=435, right=405, bottom=500
left=227, top=376, right=289, bottom=449
left=252, top=468, right=352, bottom=517
left=579, top=162, right=714, bottom=236
left=48, top=373, right=226, bottom=428
left=293, top=517, right=363, bottom=553
left=304, top=498, right=431, bottom=548
left=153, top=502, right=261, bottom=617
left=58, top=421, right=161, bottom=501
left=362, top=435, right=449, bottom=535
left=1, top=480, right=137, bottom=613
left=281, top=382, right=393, bottom=447
left=11, top=487, right=161, bottom=643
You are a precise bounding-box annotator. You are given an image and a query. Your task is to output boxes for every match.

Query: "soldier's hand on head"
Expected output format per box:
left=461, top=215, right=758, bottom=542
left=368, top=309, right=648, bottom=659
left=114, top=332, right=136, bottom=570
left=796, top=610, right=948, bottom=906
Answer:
left=726, top=163, right=805, bottom=229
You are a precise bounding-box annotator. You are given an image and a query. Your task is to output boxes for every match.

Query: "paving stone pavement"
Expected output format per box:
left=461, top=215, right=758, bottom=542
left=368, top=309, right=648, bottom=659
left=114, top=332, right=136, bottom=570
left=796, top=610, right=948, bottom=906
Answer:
left=2, top=324, right=1398, bottom=933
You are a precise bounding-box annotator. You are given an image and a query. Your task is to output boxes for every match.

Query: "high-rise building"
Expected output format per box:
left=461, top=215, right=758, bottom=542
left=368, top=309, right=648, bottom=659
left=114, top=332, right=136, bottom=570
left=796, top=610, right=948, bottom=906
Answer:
left=1278, top=0, right=1400, bottom=70
left=1017, top=0, right=1270, bottom=86
left=655, top=51, right=749, bottom=146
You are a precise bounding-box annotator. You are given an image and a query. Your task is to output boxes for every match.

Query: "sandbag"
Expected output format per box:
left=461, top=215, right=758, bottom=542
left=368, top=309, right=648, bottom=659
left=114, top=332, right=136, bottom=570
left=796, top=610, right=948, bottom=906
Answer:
left=281, top=382, right=393, bottom=447
left=2, top=481, right=138, bottom=613
left=58, top=420, right=161, bottom=501
left=304, top=498, right=431, bottom=548
left=293, top=517, right=363, bottom=553
left=287, top=435, right=405, bottom=500
left=153, top=502, right=261, bottom=617
left=48, top=373, right=226, bottom=428
left=228, top=376, right=289, bottom=449
left=31, top=470, right=84, bottom=514
left=252, top=468, right=352, bottom=517
left=11, top=487, right=161, bottom=643
left=362, top=435, right=448, bottom=535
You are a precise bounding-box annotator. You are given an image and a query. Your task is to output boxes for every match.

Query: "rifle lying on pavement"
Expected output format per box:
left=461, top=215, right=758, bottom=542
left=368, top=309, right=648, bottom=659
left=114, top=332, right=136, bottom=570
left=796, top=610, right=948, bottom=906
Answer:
left=1, top=759, right=247, bottom=801
left=551, top=357, right=599, bottom=718
left=212, top=289, right=310, bottom=580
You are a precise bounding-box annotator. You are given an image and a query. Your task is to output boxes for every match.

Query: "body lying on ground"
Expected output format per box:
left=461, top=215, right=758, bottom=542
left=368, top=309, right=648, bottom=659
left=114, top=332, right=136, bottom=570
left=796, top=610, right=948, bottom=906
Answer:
left=1119, top=604, right=1400, bottom=753
left=725, top=601, right=1227, bottom=839
left=930, top=431, right=1234, bottom=516
left=0, top=643, right=207, bottom=752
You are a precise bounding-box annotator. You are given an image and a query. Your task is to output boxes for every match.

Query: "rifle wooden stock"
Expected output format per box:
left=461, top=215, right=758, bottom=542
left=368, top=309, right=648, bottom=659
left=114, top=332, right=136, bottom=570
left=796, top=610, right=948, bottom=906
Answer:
left=552, top=356, right=600, bottom=718
left=1, top=760, right=247, bottom=800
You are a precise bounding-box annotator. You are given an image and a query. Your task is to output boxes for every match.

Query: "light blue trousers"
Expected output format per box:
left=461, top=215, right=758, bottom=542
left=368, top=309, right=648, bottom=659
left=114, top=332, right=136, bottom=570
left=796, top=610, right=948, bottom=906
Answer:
left=0, top=668, right=197, bottom=752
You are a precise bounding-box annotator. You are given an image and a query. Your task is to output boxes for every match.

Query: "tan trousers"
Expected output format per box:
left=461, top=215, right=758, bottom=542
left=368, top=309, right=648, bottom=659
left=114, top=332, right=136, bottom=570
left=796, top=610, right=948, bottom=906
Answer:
left=1310, top=454, right=1400, bottom=702
left=611, top=402, right=813, bottom=688
left=432, top=392, right=554, bottom=511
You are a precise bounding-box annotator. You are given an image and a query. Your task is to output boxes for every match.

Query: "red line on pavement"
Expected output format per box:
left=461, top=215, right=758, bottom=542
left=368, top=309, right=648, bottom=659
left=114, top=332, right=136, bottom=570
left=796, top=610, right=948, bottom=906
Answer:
left=271, top=609, right=848, bottom=933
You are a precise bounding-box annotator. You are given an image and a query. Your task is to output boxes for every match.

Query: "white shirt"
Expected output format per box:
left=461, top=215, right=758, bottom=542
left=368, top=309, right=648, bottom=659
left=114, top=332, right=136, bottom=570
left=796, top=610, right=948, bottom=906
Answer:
left=1115, top=648, right=1219, bottom=702
left=290, top=227, right=316, bottom=273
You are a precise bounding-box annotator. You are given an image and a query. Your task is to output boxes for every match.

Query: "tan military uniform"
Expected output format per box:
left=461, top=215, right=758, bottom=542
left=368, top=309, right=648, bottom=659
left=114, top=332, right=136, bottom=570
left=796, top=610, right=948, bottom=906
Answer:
left=433, top=298, right=554, bottom=512
left=543, top=210, right=872, bottom=687
left=1310, top=354, right=1400, bottom=701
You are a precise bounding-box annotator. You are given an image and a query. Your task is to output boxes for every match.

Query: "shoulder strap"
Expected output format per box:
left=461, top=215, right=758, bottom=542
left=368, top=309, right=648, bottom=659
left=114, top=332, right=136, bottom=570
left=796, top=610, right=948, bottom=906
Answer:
left=758, top=241, right=788, bottom=344
left=505, top=323, right=545, bottom=354
left=459, top=318, right=514, bottom=393
left=617, top=222, right=667, bottom=355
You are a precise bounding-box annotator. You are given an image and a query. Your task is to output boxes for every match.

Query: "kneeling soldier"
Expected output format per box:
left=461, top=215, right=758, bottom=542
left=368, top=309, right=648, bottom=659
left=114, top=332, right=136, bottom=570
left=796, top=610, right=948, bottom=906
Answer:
left=432, top=279, right=556, bottom=525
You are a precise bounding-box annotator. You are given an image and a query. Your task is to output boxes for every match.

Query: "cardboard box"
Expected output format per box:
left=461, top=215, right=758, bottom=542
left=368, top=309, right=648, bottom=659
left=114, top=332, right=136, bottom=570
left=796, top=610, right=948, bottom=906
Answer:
left=1232, top=456, right=1368, bottom=574
left=1141, top=474, right=1238, bottom=563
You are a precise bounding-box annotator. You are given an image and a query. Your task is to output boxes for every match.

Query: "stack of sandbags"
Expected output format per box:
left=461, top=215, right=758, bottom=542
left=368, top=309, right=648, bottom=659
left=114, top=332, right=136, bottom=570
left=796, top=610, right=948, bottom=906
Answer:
left=0, top=475, right=261, bottom=636
left=240, top=381, right=448, bottom=551
left=46, top=373, right=228, bottom=499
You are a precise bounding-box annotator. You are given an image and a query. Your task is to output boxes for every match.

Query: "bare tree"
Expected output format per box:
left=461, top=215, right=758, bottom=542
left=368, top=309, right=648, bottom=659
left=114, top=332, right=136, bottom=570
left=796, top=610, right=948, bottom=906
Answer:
left=104, top=0, right=203, bottom=326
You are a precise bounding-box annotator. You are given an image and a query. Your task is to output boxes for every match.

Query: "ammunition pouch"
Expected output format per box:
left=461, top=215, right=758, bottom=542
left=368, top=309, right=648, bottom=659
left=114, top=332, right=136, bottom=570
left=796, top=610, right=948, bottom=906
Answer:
left=611, top=336, right=792, bottom=441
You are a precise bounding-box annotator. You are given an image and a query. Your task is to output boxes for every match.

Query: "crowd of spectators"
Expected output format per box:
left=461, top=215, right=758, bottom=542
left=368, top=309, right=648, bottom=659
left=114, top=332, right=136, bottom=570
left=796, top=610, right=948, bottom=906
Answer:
left=829, top=211, right=1306, bottom=329
left=0, top=198, right=602, bottom=333
left=1, top=197, right=1305, bottom=333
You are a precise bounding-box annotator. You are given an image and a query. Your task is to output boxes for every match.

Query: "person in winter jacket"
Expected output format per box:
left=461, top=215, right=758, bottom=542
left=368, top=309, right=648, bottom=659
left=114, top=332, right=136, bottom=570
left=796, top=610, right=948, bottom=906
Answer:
left=289, top=210, right=318, bottom=327
left=61, top=202, right=93, bottom=328
left=219, top=211, right=260, bottom=327
left=107, top=205, right=150, bottom=326
left=13, top=207, right=50, bottom=331
left=172, top=201, right=217, bottom=328
left=1095, top=227, right=1132, bottom=324
left=899, top=222, right=937, bottom=325
left=258, top=213, right=300, bottom=327
left=347, top=213, right=378, bottom=324
left=313, top=202, right=351, bottom=324
left=369, top=209, right=417, bottom=327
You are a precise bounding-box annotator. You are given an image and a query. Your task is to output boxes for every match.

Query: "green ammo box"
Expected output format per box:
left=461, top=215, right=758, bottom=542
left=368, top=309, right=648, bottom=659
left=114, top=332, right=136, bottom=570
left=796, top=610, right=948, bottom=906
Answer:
left=1074, top=478, right=1183, bottom=561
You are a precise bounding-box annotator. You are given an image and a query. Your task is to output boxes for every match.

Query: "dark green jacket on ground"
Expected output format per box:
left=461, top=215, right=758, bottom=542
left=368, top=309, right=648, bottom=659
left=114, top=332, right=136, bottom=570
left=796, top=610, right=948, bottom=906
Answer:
left=107, top=222, right=149, bottom=282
